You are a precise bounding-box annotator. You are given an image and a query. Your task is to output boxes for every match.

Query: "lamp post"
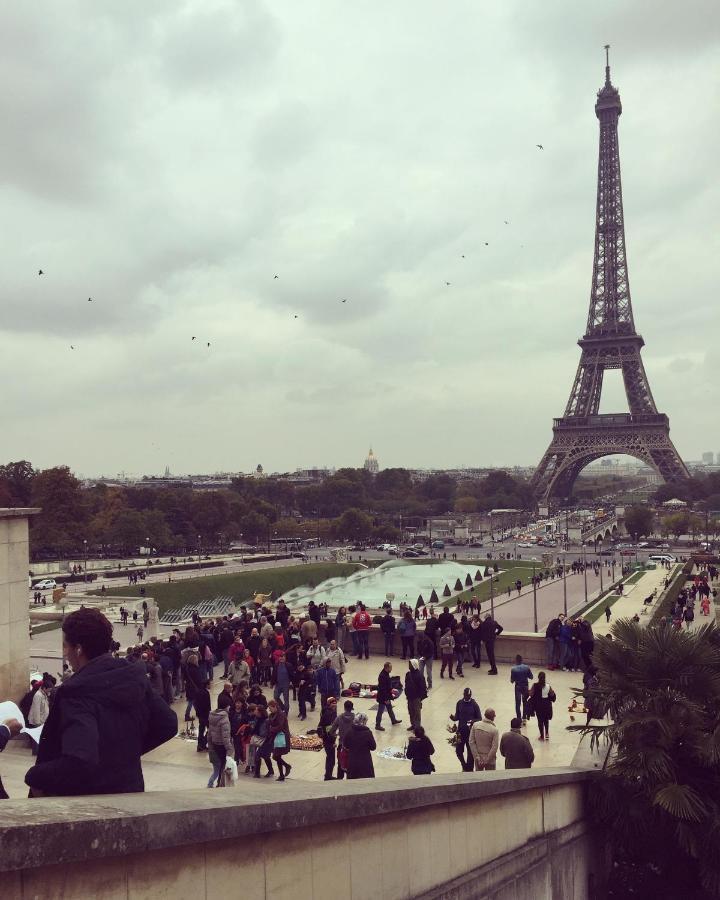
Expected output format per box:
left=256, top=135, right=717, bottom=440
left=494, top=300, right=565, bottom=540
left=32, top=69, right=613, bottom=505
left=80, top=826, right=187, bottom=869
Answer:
left=532, top=562, right=538, bottom=633
left=83, top=539, right=88, bottom=582
left=489, top=568, right=494, bottom=619
left=562, top=552, right=568, bottom=617
left=582, top=544, right=588, bottom=604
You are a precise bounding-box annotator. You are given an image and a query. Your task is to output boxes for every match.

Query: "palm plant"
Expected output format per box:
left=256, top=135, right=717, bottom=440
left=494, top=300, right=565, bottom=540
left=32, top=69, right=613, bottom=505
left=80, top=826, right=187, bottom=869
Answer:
left=572, top=620, right=720, bottom=898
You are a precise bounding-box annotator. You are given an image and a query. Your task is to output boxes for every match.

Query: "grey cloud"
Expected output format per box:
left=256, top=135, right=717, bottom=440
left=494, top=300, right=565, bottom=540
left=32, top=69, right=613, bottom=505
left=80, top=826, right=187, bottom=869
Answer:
left=0, top=0, right=718, bottom=475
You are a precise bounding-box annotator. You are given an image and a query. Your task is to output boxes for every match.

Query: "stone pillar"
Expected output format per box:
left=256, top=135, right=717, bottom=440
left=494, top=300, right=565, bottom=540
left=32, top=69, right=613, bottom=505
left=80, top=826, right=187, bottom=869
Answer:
left=0, top=508, right=40, bottom=700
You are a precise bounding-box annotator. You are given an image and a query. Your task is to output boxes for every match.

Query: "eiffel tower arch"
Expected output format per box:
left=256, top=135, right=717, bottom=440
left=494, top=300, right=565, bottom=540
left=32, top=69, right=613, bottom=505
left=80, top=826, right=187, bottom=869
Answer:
left=531, top=49, right=688, bottom=504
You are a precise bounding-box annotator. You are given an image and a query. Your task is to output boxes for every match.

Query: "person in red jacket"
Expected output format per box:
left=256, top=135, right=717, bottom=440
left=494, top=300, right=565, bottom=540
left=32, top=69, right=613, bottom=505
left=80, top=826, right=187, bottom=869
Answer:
left=352, top=604, right=372, bottom=659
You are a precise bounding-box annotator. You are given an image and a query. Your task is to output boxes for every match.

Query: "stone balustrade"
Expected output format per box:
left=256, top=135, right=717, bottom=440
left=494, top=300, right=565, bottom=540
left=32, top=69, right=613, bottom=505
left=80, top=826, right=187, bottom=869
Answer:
left=1, top=768, right=606, bottom=899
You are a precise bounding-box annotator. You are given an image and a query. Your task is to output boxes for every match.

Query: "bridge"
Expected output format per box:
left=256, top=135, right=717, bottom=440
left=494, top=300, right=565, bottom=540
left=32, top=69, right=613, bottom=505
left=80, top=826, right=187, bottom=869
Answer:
left=578, top=513, right=623, bottom=545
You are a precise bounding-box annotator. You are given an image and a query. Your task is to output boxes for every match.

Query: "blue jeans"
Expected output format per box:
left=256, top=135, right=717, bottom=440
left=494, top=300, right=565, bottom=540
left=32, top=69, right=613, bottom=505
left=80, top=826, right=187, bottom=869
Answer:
left=274, top=685, right=290, bottom=712
left=356, top=631, right=369, bottom=658
left=350, top=632, right=359, bottom=655
left=514, top=685, right=529, bottom=720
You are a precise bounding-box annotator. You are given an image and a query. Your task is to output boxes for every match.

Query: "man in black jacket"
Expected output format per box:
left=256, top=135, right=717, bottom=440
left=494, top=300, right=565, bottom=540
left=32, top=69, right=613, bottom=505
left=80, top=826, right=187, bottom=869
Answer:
left=380, top=612, right=396, bottom=656
left=25, top=608, right=177, bottom=797
left=480, top=613, right=503, bottom=675
left=375, top=662, right=402, bottom=731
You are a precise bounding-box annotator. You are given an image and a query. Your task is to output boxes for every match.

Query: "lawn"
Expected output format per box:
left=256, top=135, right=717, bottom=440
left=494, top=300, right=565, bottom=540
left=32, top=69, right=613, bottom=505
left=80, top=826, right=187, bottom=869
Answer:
left=90, top=562, right=363, bottom=614
left=450, top=561, right=545, bottom=609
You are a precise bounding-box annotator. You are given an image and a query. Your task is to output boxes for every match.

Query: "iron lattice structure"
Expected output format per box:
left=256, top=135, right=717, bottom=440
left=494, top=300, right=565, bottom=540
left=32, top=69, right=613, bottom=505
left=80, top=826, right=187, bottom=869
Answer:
left=531, top=50, right=688, bottom=503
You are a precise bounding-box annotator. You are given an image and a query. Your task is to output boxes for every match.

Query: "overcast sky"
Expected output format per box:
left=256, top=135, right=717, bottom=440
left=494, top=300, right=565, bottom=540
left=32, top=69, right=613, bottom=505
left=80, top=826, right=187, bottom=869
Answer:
left=1, top=1, right=718, bottom=478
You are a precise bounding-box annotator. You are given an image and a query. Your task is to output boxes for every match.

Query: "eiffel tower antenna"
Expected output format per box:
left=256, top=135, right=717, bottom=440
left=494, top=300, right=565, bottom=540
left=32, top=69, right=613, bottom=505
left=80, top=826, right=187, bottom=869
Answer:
left=604, top=44, right=611, bottom=84
left=530, top=52, right=688, bottom=503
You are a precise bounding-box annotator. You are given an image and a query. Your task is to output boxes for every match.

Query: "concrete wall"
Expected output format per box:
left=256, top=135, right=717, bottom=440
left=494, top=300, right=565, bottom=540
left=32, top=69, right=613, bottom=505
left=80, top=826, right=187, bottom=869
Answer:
left=0, top=509, right=39, bottom=701
left=325, top=624, right=550, bottom=666
left=0, top=770, right=606, bottom=899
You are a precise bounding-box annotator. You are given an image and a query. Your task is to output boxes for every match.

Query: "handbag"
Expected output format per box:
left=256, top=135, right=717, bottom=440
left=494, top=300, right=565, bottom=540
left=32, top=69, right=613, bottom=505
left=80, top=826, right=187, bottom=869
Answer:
left=338, top=747, right=350, bottom=770
left=273, top=732, right=287, bottom=749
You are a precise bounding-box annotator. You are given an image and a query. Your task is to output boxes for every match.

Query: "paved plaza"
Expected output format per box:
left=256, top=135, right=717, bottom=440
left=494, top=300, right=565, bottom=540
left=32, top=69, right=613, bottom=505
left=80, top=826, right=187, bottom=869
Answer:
left=4, top=564, right=690, bottom=801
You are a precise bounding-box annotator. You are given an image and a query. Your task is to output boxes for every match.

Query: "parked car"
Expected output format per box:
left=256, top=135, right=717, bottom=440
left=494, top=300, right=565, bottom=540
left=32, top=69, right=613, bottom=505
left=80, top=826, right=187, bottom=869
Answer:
left=469, top=541, right=484, bottom=548
left=33, top=579, right=57, bottom=590
left=431, top=540, right=445, bottom=550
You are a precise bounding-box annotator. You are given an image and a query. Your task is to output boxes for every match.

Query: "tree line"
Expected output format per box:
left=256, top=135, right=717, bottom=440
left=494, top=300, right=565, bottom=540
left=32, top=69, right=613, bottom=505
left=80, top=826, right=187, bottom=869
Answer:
left=0, top=461, right=533, bottom=559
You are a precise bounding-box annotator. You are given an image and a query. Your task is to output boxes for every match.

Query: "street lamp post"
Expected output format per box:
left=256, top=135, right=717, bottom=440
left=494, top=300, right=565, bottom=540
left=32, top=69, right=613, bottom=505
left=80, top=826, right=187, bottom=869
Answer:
left=532, top=562, right=538, bottom=633
left=489, top=568, right=495, bottom=619
left=83, top=539, right=88, bottom=582
left=582, top=545, right=588, bottom=604
left=562, top=552, right=568, bottom=617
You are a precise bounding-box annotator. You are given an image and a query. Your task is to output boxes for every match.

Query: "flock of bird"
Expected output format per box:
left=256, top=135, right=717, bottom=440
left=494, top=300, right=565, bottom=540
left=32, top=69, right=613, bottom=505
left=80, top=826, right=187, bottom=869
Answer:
left=39, top=143, right=544, bottom=351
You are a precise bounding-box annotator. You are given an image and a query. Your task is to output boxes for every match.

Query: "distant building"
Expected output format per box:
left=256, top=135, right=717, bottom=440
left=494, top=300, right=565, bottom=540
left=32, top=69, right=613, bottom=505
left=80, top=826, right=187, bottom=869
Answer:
left=363, top=447, right=379, bottom=474
left=254, top=464, right=264, bottom=478
left=702, top=452, right=715, bottom=466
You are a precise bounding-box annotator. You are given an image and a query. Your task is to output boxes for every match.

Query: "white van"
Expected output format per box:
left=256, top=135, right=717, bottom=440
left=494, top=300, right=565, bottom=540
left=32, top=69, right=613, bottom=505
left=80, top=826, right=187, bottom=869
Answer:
left=648, top=554, right=676, bottom=564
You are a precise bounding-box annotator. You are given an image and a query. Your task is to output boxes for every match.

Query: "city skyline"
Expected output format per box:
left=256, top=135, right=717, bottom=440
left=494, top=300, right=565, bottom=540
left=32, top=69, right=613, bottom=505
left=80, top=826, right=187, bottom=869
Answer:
left=1, top=2, right=718, bottom=475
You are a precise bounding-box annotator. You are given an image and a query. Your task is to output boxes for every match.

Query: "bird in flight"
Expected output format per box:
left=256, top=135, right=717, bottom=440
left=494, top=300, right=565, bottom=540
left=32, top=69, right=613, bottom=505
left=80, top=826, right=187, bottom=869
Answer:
left=88, top=297, right=93, bottom=302
left=70, top=345, right=75, bottom=350
left=340, top=298, right=348, bottom=303
left=504, top=221, right=509, bottom=225
left=191, top=336, right=196, bottom=341
left=273, top=274, right=279, bottom=279
left=445, top=282, right=451, bottom=286
left=484, top=242, right=489, bottom=246
left=38, top=269, right=44, bottom=275
left=294, top=315, right=299, bottom=319
left=207, top=342, right=211, bottom=347
left=536, top=144, right=544, bottom=150
left=461, top=255, right=465, bottom=258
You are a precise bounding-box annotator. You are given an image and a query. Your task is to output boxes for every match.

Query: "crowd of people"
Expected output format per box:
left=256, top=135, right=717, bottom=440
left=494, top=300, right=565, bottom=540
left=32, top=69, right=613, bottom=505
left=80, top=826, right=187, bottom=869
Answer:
left=2, top=579, right=620, bottom=798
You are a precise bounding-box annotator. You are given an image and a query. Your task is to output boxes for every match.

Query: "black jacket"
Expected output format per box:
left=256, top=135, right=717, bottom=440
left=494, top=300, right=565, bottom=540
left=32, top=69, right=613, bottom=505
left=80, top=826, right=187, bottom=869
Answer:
left=453, top=698, right=481, bottom=736
left=25, top=654, right=177, bottom=796
left=404, top=669, right=428, bottom=702
left=343, top=724, right=376, bottom=779
left=377, top=669, right=393, bottom=704
left=406, top=734, right=435, bottom=774
left=380, top=614, right=396, bottom=635
left=417, top=634, right=435, bottom=660
left=480, top=617, right=503, bottom=642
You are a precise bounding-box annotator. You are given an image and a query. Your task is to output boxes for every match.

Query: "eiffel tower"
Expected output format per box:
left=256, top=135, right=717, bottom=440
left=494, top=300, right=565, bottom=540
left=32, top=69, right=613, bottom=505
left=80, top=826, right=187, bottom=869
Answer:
left=531, top=48, right=689, bottom=503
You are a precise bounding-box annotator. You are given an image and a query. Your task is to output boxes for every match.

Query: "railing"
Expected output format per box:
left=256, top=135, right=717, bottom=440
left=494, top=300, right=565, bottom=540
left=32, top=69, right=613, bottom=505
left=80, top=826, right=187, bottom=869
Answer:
left=554, top=413, right=668, bottom=429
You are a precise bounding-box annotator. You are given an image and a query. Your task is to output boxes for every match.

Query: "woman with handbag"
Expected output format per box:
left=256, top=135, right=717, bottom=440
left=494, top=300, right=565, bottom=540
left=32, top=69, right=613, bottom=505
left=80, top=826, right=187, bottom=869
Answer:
left=267, top=700, right=292, bottom=782
left=252, top=706, right=274, bottom=778
left=529, top=672, right=556, bottom=742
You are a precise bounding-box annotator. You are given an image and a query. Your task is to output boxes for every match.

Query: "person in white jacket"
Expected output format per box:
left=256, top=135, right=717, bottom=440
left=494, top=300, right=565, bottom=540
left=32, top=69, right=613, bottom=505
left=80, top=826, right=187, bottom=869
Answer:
left=468, top=708, right=499, bottom=771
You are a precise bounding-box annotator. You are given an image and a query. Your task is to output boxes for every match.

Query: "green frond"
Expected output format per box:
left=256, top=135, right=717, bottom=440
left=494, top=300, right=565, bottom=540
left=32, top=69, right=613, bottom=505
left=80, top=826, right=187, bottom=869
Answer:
left=653, top=784, right=708, bottom=823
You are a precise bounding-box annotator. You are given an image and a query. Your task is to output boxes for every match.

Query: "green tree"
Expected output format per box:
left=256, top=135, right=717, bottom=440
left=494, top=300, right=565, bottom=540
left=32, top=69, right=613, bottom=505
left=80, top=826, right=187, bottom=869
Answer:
left=30, top=466, right=88, bottom=555
left=334, top=508, right=372, bottom=542
left=574, top=621, right=720, bottom=898
left=240, top=511, right=270, bottom=545
left=662, top=512, right=690, bottom=540
left=0, top=460, right=35, bottom=506
left=110, top=509, right=146, bottom=552
left=623, top=505, right=655, bottom=539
